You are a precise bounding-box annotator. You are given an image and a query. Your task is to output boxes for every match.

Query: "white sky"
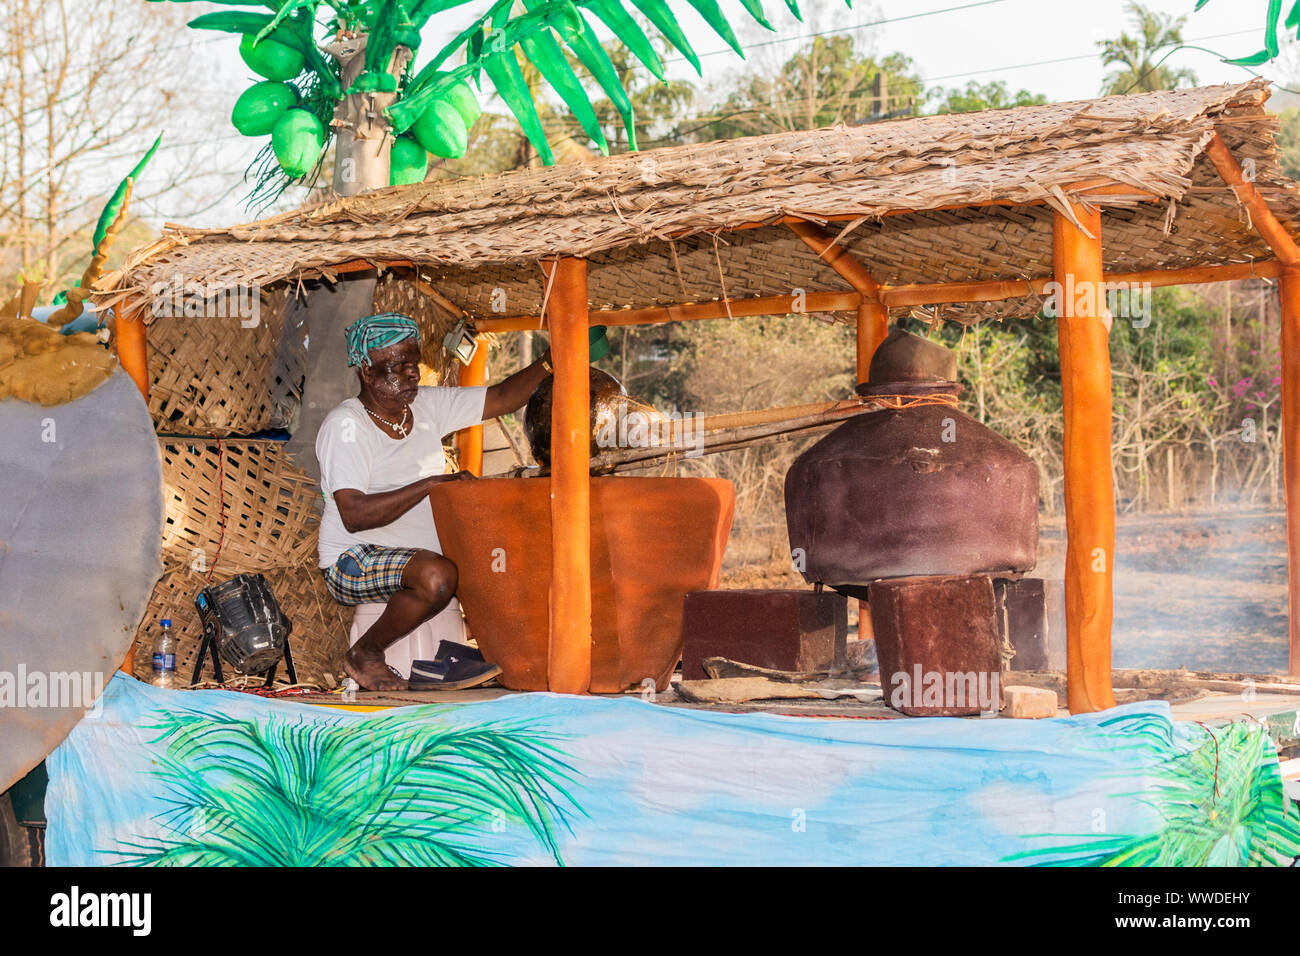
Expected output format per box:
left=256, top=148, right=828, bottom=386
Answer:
left=142, top=0, right=1297, bottom=230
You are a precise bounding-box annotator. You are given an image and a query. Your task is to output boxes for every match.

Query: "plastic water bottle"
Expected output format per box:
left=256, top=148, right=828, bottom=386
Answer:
left=151, top=618, right=177, bottom=689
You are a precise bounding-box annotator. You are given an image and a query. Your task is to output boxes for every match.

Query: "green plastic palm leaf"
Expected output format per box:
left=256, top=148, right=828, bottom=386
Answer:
left=733, top=0, right=773, bottom=31
left=408, top=0, right=478, bottom=30
left=529, top=0, right=638, bottom=149
left=583, top=0, right=666, bottom=81
left=626, top=0, right=700, bottom=73
left=1225, top=0, right=1282, bottom=65
left=405, top=0, right=513, bottom=89
left=253, top=0, right=323, bottom=44
left=683, top=0, right=745, bottom=57
left=781, top=0, right=803, bottom=22
left=361, top=0, right=408, bottom=75
left=385, top=64, right=474, bottom=133
left=1197, top=0, right=1296, bottom=63
left=186, top=10, right=278, bottom=34
left=520, top=29, right=612, bottom=153
left=483, top=46, right=557, bottom=165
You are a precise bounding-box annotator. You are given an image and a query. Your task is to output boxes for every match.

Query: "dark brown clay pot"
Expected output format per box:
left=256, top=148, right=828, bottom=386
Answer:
left=429, top=476, right=735, bottom=693
left=523, top=367, right=628, bottom=467
left=785, top=404, right=1038, bottom=585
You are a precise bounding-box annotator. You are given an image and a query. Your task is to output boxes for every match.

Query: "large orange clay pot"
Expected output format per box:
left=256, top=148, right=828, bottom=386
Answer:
left=429, top=476, right=734, bottom=693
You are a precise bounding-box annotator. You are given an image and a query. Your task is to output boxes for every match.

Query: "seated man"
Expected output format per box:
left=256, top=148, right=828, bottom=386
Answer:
left=317, top=312, right=553, bottom=691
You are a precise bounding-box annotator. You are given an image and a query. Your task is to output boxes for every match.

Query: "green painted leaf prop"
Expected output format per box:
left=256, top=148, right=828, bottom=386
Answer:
left=186, top=11, right=275, bottom=35
left=1225, top=0, right=1282, bottom=65
left=626, top=0, right=699, bottom=73
left=529, top=1, right=637, bottom=149
left=408, top=0, right=475, bottom=29
left=733, top=0, right=772, bottom=31
left=390, top=136, right=429, bottom=185
left=483, top=48, right=555, bottom=165
left=410, top=98, right=469, bottom=158
left=520, top=29, right=609, bottom=154
left=271, top=109, right=326, bottom=178
left=232, top=81, right=300, bottom=136
left=683, top=0, right=744, bottom=56
left=253, top=0, right=323, bottom=45
left=240, top=32, right=306, bottom=80
left=583, top=0, right=665, bottom=81
left=92, top=134, right=161, bottom=252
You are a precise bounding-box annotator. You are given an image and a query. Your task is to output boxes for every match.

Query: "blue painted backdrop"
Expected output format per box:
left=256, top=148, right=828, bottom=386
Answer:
left=45, top=674, right=1300, bottom=866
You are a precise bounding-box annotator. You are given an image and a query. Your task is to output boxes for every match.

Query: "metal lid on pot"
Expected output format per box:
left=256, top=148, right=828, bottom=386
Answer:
left=856, top=327, right=960, bottom=398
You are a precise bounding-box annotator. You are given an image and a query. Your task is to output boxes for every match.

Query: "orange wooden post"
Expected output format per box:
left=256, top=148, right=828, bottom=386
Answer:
left=114, top=303, right=150, bottom=401
left=854, top=298, right=887, bottom=639
left=544, top=257, right=592, bottom=694
left=1281, top=271, right=1300, bottom=676
left=856, top=300, right=888, bottom=384
left=456, top=335, right=488, bottom=475
left=1053, top=204, right=1117, bottom=713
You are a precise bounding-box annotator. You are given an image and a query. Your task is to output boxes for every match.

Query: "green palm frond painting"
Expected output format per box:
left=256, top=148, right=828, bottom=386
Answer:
left=113, top=706, right=584, bottom=866
left=1005, top=720, right=1300, bottom=867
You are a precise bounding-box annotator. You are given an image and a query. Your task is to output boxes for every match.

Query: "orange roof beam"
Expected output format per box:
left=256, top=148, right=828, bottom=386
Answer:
left=476, top=290, right=865, bottom=332
left=787, top=220, right=883, bottom=299
left=477, top=261, right=1288, bottom=333
left=1204, top=132, right=1300, bottom=268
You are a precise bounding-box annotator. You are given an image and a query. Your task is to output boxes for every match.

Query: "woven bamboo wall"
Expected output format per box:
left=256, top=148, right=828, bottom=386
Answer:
left=130, top=439, right=349, bottom=687
left=147, top=285, right=304, bottom=437
left=131, top=275, right=466, bottom=686
left=145, top=275, right=459, bottom=436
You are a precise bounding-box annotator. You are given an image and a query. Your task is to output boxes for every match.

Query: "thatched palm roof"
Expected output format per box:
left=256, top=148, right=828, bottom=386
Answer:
left=98, top=79, right=1300, bottom=325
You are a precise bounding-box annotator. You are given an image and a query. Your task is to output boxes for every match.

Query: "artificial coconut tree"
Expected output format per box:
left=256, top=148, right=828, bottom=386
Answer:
left=155, top=0, right=836, bottom=199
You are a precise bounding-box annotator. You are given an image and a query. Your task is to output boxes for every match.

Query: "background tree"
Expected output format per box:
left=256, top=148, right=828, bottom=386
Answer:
left=0, top=0, right=207, bottom=293
left=690, top=35, right=923, bottom=141
left=929, top=80, right=1046, bottom=114
left=1098, top=1, right=1198, bottom=94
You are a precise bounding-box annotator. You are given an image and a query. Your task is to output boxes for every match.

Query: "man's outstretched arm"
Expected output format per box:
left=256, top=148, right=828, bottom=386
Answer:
left=334, top=473, right=472, bottom=534
left=481, top=353, right=553, bottom=421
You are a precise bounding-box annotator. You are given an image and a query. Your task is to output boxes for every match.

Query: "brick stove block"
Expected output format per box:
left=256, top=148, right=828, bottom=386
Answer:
left=869, top=575, right=1004, bottom=717
left=681, top=589, right=848, bottom=680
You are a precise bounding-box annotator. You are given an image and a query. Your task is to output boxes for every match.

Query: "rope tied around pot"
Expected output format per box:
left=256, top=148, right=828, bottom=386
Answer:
left=859, top=393, right=959, bottom=410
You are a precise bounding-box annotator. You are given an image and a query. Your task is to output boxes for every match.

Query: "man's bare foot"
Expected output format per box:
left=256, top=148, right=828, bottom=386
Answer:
left=345, top=644, right=408, bottom=691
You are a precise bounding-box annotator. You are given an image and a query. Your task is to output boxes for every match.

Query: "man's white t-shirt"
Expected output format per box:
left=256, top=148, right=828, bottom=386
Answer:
left=316, top=386, right=487, bottom=568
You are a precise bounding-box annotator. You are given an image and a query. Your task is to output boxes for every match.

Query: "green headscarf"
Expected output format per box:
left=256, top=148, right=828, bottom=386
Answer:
left=345, top=312, right=420, bottom=367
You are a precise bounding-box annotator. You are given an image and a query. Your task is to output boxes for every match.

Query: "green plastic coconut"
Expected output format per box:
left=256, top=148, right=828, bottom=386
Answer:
left=232, top=81, right=300, bottom=137
left=431, top=73, right=482, bottom=129
left=240, top=33, right=305, bottom=82
left=390, top=136, right=429, bottom=186
left=410, top=98, right=468, bottom=159
left=271, top=109, right=325, bottom=179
